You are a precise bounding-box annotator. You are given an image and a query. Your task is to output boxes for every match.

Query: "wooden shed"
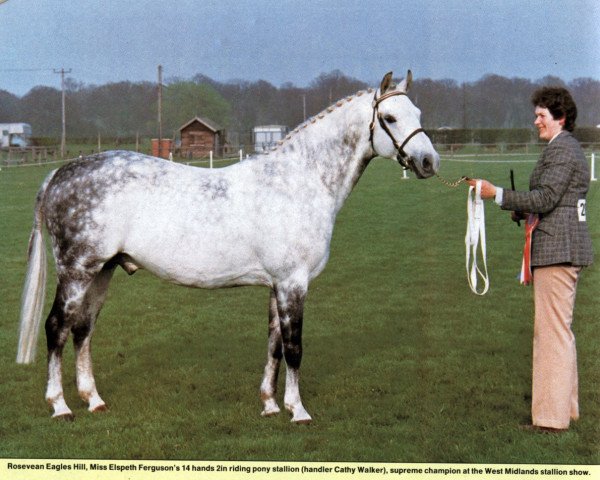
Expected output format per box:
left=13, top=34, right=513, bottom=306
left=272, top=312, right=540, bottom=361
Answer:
left=178, top=117, right=224, bottom=158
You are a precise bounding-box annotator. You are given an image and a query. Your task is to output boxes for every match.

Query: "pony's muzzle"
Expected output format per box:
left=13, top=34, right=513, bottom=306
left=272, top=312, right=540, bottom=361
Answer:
left=409, top=153, right=439, bottom=179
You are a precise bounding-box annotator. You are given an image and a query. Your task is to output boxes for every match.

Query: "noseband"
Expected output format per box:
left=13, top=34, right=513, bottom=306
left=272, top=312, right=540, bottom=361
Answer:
left=368, top=90, right=426, bottom=170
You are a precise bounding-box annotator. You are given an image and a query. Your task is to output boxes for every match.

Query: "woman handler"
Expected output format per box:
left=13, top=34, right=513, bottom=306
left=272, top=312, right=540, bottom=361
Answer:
left=467, top=86, right=593, bottom=432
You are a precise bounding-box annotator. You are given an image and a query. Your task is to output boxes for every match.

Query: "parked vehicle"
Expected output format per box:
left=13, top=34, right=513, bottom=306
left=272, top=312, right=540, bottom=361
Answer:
left=1, top=123, right=32, bottom=148
left=253, top=125, right=288, bottom=153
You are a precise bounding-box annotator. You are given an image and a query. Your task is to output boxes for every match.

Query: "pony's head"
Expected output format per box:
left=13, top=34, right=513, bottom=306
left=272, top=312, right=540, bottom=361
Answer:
left=369, top=71, right=439, bottom=178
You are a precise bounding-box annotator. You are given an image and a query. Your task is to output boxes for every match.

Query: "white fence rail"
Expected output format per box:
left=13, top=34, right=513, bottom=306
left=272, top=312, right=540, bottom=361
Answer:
left=1, top=145, right=598, bottom=180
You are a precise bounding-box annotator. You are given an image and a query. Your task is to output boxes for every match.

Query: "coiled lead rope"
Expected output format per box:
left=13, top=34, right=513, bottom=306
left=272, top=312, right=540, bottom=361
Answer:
left=465, top=181, right=489, bottom=295
left=435, top=173, right=488, bottom=294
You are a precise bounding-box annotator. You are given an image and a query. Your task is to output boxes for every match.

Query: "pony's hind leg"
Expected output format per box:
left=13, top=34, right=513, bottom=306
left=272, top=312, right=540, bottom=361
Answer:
left=275, top=283, right=312, bottom=424
left=72, top=265, right=115, bottom=413
left=45, top=298, right=73, bottom=421
left=45, top=277, right=92, bottom=420
left=45, top=265, right=113, bottom=419
left=260, top=289, right=283, bottom=417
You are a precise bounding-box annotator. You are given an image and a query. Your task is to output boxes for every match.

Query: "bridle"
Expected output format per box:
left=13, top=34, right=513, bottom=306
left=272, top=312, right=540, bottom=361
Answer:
left=368, top=89, right=427, bottom=171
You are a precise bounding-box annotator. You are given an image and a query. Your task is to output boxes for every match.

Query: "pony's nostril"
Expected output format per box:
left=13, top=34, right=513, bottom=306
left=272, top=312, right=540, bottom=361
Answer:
left=422, top=156, right=432, bottom=171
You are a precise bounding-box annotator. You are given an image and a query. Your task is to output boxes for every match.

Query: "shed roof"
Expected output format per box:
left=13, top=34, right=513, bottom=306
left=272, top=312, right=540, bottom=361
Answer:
left=178, top=116, right=222, bottom=133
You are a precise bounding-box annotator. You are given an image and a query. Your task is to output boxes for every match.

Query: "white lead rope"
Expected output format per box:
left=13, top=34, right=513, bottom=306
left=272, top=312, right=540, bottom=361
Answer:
left=465, top=181, right=489, bottom=295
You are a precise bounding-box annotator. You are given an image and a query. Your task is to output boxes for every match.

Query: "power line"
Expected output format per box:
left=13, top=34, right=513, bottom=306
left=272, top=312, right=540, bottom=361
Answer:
left=0, top=68, right=55, bottom=72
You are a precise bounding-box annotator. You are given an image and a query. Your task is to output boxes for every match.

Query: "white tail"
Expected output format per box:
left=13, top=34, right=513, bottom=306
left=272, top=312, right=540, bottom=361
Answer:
left=16, top=176, right=52, bottom=364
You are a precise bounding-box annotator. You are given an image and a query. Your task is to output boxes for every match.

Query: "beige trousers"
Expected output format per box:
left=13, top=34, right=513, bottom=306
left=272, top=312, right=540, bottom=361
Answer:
left=532, top=265, right=582, bottom=429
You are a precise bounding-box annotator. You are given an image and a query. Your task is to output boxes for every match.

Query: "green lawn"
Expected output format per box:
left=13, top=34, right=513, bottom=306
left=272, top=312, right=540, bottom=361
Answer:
left=0, top=154, right=598, bottom=463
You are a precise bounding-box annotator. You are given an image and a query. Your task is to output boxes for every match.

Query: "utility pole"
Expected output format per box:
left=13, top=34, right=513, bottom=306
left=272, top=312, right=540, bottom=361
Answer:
left=54, top=68, right=71, bottom=158
left=461, top=82, right=467, bottom=130
left=302, top=93, right=306, bottom=122
left=157, top=65, right=163, bottom=157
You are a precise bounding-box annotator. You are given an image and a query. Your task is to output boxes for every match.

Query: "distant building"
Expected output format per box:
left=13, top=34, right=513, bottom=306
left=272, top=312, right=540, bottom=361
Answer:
left=178, top=117, right=224, bottom=158
left=253, top=125, right=288, bottom=153
left=0, top=123, right=32, bottom=148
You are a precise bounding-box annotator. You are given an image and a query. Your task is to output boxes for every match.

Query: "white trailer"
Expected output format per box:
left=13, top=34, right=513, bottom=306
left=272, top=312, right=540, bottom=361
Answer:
left=0, top=123, right=32, bottom=148
left=253, top=125, right=288, bottom=153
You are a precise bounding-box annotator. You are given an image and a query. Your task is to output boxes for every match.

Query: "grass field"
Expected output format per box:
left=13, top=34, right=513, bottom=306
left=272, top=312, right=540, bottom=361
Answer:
left=0, top=154, right=598, bottom=464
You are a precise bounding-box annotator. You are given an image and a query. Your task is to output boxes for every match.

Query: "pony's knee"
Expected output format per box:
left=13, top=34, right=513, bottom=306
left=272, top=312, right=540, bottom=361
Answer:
left=275, top=285, right=306, bottom=369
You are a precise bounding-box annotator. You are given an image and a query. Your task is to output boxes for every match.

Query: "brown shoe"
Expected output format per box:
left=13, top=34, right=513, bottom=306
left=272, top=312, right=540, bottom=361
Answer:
left=519, top=424, right=567, bottom=434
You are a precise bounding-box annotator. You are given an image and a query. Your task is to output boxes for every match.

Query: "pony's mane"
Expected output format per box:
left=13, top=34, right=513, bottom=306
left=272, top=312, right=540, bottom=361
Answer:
left=263, top=87, right=376, bottom=154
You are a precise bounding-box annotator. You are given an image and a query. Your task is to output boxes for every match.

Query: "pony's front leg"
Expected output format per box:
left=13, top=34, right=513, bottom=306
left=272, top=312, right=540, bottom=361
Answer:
left=275, top=284, right=312, bottom=424
left=260, top=289, right=282, bottom=417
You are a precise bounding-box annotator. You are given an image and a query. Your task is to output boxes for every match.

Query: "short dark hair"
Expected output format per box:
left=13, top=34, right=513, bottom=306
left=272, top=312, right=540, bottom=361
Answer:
left=531, top=87, right=577, bottom=132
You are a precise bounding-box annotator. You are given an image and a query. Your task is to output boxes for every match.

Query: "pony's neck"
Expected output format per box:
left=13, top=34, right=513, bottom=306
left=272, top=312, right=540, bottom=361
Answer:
left=272, top=92, right=375, bottom=212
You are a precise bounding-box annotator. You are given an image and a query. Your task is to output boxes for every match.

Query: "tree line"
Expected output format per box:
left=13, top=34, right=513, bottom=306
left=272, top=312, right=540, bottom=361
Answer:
left=0, top=70, right=598, bottom=143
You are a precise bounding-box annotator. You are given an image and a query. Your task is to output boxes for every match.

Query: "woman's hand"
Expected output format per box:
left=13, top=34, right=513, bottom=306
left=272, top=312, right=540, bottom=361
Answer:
left=511, top=210, right=526, bottom=222
left=466, top=178, right=497, bottom=199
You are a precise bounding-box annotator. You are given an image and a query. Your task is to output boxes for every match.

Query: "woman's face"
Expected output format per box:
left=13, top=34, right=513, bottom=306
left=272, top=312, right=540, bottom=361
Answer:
left=534, top=106, right=564, bottom=142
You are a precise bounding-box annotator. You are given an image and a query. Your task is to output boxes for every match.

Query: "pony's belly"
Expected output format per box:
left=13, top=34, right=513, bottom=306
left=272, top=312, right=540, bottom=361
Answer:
left=163, top=265, right=273, bottom=289
left=127, top=244, right=273, bottom=289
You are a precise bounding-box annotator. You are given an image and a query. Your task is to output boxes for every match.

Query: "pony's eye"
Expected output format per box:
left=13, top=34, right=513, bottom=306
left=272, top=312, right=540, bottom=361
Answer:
left=384, top=115, right=397, bottom=123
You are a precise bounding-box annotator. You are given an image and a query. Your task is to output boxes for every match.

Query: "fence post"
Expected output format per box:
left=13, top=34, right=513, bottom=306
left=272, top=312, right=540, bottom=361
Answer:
left=210, top=151, right=213, bottom=169
left=239, top=149, right=243, bottom=162
left=591, top=153, right=597, bottom=182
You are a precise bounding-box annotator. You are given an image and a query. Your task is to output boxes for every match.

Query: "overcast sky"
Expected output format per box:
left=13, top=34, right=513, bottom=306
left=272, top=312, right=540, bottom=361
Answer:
left=1, top=0, right=599, bottom=97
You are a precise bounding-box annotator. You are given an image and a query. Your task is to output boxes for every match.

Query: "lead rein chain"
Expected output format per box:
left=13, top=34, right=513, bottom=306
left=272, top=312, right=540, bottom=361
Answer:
left=435, top=173, right=468, bottom=188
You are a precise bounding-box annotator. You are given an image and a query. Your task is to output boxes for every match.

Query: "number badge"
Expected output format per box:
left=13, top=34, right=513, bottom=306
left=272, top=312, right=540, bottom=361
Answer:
left=578, top=199, right=586, bottom=222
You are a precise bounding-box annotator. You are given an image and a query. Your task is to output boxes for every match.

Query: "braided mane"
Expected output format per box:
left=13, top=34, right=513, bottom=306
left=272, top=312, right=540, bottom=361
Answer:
left=263, top=88, right=375, bottom=154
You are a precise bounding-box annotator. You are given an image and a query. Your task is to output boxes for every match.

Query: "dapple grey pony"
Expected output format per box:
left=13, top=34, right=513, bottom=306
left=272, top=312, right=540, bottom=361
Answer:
left=17, top=71, right=439, bottom=423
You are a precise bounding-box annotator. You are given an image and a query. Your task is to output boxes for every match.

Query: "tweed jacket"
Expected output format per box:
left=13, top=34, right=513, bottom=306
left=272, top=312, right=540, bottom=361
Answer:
left=501, top=131, right=593, bottom=267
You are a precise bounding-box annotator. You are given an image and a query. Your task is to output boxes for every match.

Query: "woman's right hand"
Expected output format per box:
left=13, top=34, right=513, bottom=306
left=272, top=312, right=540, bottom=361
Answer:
left=511, top=210, right=526, bottom=223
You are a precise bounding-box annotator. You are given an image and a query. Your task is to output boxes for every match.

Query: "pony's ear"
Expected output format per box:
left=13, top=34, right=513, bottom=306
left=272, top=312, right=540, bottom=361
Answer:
left=405, top=70, right=413, bottom=91
left=380, top=71, right=394, bottom=94
left=399, top=70, right=413, bottom=92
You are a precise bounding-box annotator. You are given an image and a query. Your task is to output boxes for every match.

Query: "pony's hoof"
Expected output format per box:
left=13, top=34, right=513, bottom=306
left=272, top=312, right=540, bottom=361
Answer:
left=261, top=408, right=280, bottom=417
left=285, top=401, right=312, bottom=424
left=292, top=417, right=312, bottom=425
left=291, top=415, right=312, bottom=425
left=53, top=413, right=75, bottom=422
left=287, top=406, right=312, bottom=424
left=261, top=399, right=281, bottom=417
left=90, top=404, right=108, bottom=413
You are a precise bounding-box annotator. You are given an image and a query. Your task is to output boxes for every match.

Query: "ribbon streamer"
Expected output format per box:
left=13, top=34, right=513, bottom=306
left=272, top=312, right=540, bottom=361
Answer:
left=519, top=213, right=539, bottom=285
